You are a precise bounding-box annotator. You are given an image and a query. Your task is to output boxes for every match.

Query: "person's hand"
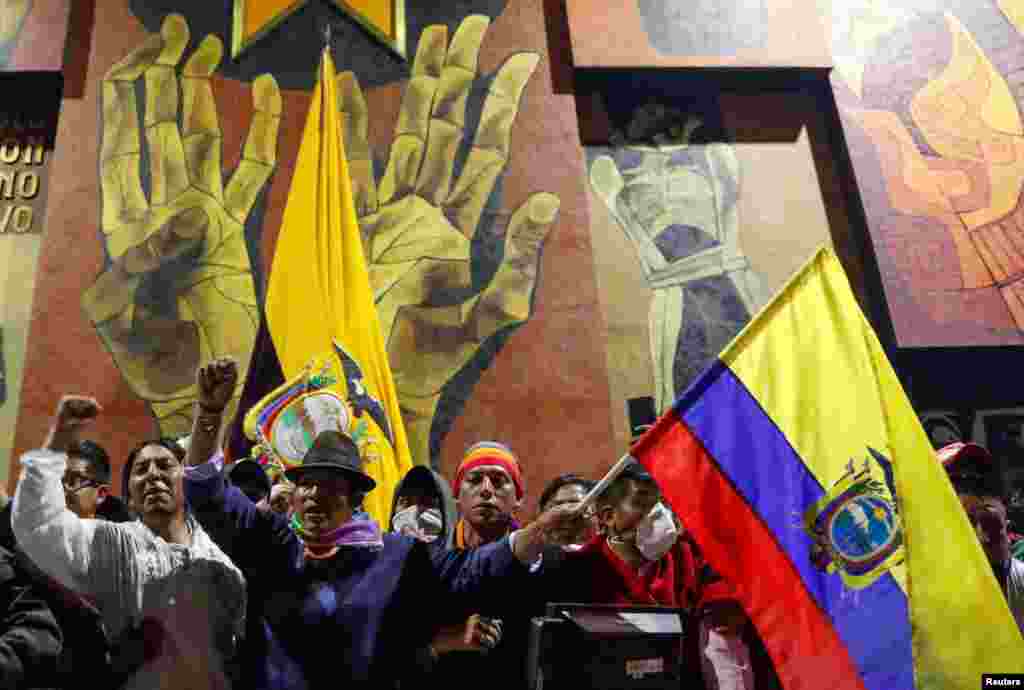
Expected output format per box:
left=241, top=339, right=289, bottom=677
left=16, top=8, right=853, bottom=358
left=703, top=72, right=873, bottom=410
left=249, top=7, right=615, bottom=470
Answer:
left=0, top=0, right=30, bottom=67
left=432, top=614, right=503, bottom=655
left=81, top=14, right=281, bottom=436
left=513, top=503, right=588, bottom=563
left=197, top=357, right=239, bottom=413
left=535, top=502, right=589, bottom=534
left=337, top=15, right=559, bottom=465
left=45, top=395, right=102, bottom=452
left=702, top=600, right=747, bottom=637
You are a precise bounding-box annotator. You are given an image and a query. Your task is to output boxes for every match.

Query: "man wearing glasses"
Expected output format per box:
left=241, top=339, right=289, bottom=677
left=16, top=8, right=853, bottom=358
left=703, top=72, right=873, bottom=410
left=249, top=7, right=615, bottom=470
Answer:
left=0, top=442, right=130, bottom=687
left=61, top=440, right=114, bottom=520
left=59, top=440, right=133, bottom=523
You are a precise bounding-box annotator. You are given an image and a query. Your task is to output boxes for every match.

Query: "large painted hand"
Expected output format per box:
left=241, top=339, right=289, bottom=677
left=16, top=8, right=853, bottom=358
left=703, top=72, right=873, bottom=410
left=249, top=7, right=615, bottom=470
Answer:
left=81, top=14, right=281, bottom=435
left=0, top=0, right=30, bottom=67
left=338, top=15, right=559, bottom=465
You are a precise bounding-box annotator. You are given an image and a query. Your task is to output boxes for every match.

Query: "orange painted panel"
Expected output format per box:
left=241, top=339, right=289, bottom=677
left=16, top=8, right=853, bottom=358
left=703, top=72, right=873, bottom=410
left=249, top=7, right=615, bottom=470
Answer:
left=341, top=0, right=393, bottom=40
left=242, top=0, right=293, bottom=42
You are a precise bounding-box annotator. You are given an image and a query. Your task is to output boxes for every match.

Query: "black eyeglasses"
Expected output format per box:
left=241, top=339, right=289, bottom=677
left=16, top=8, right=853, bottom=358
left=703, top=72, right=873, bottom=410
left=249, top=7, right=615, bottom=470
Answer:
left=61, top=473, right=102, bottom=493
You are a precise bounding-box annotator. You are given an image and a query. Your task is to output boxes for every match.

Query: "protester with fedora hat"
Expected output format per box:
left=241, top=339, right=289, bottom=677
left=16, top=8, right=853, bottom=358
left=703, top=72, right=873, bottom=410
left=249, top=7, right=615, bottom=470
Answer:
left=180, top=359, right=577, bottom=689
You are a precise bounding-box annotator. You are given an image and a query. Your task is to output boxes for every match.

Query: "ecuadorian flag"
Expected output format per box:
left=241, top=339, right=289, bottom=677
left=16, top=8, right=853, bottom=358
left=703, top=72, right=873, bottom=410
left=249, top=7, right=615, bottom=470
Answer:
left=633, top=248, right=1024, bottom=690
left=227, top=47, right=413, bottom=527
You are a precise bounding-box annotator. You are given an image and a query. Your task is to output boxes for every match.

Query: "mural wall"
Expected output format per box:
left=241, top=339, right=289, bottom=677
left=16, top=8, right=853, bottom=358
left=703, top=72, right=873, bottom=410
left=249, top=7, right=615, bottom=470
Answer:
left=565, top=0, right=830, bottom=68
left=832, top=0, right=1024, bottom=346
left=5, top=0, right=617, bottom=504
left=0, top=0, right=877, bottom=508
left=582, top=76, right=856, bottom=450
left=0, top=0, right=67, bottom=478
left=0, top=0, right=71, bottom=71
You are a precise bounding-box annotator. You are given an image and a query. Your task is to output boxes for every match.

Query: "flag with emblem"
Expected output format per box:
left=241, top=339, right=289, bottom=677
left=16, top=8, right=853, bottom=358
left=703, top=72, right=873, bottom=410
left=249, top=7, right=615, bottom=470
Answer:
left=632, top=248, right=1024, bottom=690
left=227, top=46, right=413, bottom=527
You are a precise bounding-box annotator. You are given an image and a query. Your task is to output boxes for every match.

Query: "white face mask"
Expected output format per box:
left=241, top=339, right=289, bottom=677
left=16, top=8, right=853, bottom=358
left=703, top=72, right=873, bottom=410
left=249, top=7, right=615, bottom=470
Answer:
left=392, top=505, right=443, bottom=543
left=636, top=502, right=679, bottom=562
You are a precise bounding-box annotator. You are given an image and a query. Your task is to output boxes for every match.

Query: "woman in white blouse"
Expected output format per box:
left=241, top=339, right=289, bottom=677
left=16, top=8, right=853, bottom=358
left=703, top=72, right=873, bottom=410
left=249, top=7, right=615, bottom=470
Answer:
left=12, top=395, right=246, bottom=690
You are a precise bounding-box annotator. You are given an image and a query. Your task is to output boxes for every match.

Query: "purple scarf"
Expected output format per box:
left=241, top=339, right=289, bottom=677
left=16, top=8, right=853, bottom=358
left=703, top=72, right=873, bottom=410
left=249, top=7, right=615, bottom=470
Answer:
left=290, top=513, right=384, bottom=549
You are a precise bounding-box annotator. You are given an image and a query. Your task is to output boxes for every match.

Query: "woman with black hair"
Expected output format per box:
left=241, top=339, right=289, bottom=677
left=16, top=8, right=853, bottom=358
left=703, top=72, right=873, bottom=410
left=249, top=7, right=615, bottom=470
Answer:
left=11, top=396, right=246, bottom=689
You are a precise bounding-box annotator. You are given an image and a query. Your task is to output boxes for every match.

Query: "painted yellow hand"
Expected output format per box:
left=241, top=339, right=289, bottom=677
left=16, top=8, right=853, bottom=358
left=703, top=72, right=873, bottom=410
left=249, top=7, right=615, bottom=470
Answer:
left=0, top=0, right=30, bottom=67
left=337, top=15, right=559, bottom=465
left=81, top=15, right=281, bottom=434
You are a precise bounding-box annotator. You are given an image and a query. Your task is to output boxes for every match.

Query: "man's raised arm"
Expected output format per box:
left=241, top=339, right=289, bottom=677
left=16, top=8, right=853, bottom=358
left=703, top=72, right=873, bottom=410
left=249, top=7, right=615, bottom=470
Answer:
left=185, top=357, right=238, bottom=468
left=12, top=396, right=103, bottom=593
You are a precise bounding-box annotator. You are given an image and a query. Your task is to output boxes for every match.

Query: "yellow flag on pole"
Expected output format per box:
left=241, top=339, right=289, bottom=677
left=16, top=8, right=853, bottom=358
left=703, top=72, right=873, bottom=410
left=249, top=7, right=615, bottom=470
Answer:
left=258, top=47, right=414, bottom=526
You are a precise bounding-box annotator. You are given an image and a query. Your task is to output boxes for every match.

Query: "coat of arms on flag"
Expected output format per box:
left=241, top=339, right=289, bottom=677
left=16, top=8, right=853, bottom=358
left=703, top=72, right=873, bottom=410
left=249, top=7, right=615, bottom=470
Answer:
left=243, top=339, right=394, bottom=483
left=803, top=448, right=904, bottom=590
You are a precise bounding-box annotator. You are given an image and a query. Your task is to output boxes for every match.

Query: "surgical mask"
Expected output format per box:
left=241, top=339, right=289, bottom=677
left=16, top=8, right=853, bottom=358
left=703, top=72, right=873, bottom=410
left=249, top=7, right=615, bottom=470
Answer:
left=392, top=505, right=443, bottom=543
left=636, top=502, right=679, bottom=562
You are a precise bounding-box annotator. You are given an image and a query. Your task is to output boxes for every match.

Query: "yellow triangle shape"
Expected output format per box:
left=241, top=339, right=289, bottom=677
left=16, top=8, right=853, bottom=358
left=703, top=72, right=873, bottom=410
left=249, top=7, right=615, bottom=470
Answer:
left=232, top=0, right=405, bottom=59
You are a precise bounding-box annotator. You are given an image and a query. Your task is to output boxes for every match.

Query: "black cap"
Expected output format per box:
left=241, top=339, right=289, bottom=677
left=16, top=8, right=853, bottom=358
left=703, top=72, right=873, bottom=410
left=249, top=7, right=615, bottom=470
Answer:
left=226, top=459, right=272, bottom=494
left=284, top=431, right=376, bottom=493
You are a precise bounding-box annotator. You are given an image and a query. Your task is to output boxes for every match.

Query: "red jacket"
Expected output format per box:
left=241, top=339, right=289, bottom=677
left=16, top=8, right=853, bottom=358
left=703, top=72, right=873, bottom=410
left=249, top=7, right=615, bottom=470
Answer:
left=560, top=533, right=731, bottom=611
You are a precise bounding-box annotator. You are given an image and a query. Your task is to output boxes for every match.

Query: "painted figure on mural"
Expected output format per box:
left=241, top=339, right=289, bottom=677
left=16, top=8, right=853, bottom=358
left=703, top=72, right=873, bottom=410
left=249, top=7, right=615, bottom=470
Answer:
left=589, top=103, right=767, bottom=413
left=0, top=0, right=29, bottom=67
left=831, top=0, right=1024, bottom=340
left=636, top=0, right=768, bottom=56
left=81, top=7, right=557, bottom=468
left=0, top=0, right=31, bottom=410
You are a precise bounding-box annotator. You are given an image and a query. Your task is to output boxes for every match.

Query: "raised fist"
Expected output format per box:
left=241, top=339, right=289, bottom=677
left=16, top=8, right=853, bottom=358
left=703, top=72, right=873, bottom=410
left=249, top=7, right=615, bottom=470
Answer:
left=52, top=395, right=101, bottom=433
left=197, top=357, right=239, bottom=413
left=44, top=395, right=101, bottom=452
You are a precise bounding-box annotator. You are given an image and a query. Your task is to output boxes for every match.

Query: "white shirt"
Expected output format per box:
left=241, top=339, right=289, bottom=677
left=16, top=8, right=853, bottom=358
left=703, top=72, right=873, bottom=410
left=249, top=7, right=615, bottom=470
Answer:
left=11, top=449, right=246, bottom=644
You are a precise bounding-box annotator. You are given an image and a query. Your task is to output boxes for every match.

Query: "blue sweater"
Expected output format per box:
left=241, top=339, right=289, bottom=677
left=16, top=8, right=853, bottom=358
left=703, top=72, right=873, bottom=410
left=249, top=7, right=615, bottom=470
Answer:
left=185, top=463, right=524, bottom=689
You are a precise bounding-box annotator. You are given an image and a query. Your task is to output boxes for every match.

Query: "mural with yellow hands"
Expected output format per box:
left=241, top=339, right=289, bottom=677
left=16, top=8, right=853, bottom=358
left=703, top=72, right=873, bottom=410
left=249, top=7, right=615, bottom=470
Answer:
left=833, top=0, right=1024, bottom=345
left=81, top=9, right=556, bottom=468
left=82, top=14, right=281, bottom=435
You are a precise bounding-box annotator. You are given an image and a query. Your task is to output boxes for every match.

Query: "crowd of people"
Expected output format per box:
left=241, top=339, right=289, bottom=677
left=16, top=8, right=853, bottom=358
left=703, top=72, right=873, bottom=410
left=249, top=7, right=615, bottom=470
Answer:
left=0, top=357, right=1018, bottom=689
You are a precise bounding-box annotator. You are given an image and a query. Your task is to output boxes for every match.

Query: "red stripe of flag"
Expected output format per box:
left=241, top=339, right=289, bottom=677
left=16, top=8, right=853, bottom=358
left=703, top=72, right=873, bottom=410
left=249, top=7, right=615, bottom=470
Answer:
left=635, top=412, right=867, bottom=690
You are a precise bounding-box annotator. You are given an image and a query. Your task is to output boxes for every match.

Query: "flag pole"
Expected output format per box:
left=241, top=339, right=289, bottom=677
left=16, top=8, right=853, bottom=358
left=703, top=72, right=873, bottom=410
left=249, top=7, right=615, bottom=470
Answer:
left=574, top=454, right=634, bottom=515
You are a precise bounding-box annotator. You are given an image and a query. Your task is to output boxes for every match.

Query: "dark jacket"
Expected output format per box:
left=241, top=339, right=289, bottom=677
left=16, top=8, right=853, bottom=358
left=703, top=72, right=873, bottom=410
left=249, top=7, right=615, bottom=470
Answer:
left=387, top=466, right=544, bottom=687
left=0, top=545, right=62, bottom=688
left=185, top=461, right=522, bottom=689
left=0, top=502, right=111, bottom=689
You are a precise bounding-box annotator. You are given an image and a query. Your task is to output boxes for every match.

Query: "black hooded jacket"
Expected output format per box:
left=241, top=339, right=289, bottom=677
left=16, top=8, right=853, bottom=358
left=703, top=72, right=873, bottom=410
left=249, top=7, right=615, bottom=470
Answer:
left=388, top=466, right=458, bottom=551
